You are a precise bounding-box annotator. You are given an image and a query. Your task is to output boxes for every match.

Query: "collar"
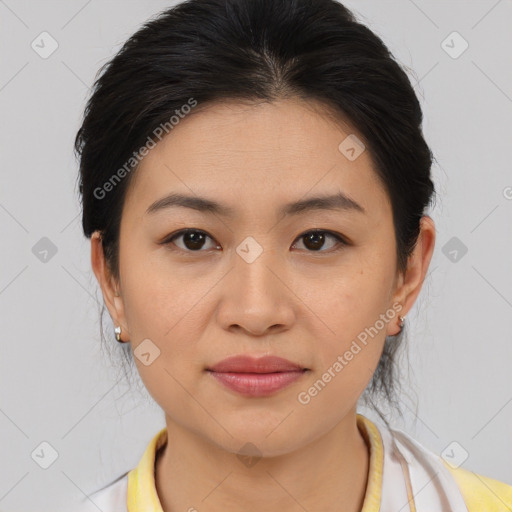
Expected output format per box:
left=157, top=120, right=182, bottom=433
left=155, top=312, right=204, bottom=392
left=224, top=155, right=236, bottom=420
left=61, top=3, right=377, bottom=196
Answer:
left=126, top=413, right=383, bottom=512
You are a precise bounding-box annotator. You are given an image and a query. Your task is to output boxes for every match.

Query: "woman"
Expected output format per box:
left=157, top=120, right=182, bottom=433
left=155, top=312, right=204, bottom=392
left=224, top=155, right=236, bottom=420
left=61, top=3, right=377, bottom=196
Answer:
left=74, top=0, right=512, bottom=510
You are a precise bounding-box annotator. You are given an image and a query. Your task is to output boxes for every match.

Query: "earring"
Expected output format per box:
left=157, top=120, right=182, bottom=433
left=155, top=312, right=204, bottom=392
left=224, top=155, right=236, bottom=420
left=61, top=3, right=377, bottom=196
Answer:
left=114, top=325, right=123, bottom=343
left=398, top=315, right=406, bottom=330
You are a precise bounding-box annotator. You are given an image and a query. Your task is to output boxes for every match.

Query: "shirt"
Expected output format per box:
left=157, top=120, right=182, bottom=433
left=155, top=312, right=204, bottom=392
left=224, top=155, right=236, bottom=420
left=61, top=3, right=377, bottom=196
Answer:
left=81, top=413, right=512, bottom=511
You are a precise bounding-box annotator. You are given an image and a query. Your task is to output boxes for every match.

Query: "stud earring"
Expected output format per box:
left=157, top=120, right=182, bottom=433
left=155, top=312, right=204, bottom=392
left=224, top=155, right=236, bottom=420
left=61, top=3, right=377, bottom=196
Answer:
left=114, top=325, right=123, bottom=342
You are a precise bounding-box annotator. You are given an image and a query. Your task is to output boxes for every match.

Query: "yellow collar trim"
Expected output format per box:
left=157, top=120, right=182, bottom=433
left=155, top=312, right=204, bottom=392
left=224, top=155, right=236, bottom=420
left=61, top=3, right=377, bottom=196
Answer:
left=127, top=413, right=383, bottom=511
left=127, top=425, right=167, bottom=511
left=357, top=413, right=383, bottom=512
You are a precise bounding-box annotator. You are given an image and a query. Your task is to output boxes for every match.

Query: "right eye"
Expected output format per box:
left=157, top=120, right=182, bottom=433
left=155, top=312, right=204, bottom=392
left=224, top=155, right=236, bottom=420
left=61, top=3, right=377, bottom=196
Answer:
left=161, top=229, right=220, bottom=252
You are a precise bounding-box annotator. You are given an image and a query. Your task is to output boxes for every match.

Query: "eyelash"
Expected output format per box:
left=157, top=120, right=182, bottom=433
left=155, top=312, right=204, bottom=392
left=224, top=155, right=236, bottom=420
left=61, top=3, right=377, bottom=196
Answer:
left=160, top=229, right=348, bottom=254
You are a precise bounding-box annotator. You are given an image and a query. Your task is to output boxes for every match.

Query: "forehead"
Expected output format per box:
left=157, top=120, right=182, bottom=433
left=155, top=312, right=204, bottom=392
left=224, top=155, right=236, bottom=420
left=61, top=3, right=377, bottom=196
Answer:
left=123, top=98, right=390, bottom=220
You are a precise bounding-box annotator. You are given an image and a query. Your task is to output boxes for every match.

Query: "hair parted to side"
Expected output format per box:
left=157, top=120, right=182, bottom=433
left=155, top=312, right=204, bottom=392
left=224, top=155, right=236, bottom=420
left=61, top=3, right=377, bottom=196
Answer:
left=75, top=0, right=436, bottom=429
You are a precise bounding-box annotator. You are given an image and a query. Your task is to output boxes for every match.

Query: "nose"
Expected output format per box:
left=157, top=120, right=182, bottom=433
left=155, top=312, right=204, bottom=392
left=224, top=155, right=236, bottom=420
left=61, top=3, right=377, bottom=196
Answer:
left=216, top=243, right=296, bottom=336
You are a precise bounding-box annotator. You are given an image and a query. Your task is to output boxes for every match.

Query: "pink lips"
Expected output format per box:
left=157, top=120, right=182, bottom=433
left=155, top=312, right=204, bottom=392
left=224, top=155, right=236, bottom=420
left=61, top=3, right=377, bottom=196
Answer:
left=206, top=355, right=308, bottom=397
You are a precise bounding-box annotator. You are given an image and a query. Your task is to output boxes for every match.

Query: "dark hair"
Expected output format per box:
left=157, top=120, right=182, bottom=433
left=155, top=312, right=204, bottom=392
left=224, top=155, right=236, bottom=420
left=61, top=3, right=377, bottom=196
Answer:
left=75, top=0, right=436, bottom=429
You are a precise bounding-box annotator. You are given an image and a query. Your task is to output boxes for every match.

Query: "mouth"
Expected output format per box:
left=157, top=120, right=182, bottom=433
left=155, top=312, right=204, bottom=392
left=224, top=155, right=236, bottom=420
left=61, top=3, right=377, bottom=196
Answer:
left=206, top=355, right=310, bottom=397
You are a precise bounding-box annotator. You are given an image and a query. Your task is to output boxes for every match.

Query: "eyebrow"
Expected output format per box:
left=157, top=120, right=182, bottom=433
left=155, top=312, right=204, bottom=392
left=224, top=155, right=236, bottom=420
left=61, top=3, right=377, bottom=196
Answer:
left=145, top=191, right=365, bottom=217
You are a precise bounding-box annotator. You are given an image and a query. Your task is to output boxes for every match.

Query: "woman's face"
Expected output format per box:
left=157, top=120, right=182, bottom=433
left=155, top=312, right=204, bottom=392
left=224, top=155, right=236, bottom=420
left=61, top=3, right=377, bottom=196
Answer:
left=93, top=98, right=434, bottom=456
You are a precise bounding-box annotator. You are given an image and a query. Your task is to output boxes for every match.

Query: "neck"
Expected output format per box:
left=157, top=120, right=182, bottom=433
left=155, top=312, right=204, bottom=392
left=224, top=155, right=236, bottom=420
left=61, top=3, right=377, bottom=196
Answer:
left=155, top=409, right=370, bottom=512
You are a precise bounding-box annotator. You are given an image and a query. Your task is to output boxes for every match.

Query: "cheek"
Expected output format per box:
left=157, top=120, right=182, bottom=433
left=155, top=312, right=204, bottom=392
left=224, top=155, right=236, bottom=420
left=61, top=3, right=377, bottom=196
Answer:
left=119, top=241, right=216, bottom=365
left=319, top=263, right=394, bottom=339
left=119, top=237, right=201, bottom=338
left=309, top=256, right=396, bottom=385
left=298, top=293, right=389, bottom=420
left=120, top=267, right=206, bottom=418
left=117, top=251, right=210, bottom=413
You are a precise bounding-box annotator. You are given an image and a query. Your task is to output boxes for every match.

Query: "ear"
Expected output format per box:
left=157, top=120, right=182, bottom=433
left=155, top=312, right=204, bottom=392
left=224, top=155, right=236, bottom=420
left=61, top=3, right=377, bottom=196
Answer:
left=91, top=231, right=130, bottom=342
left=386, top=215, right=436, bottom=336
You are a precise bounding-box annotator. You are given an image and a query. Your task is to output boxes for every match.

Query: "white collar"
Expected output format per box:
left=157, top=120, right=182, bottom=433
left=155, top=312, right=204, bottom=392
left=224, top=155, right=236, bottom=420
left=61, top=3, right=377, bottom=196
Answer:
left=379, top=421, right=469, bottom=511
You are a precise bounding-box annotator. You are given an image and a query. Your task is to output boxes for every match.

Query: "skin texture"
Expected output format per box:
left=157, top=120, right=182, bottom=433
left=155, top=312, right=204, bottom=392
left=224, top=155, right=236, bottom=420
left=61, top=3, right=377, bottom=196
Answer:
left=91, top=98, right=435, bottom=512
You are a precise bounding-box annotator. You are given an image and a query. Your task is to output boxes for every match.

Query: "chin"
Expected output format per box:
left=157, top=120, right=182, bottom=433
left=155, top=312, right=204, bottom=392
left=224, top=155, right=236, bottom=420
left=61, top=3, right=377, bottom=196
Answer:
left=207, top=419, right=310, bottom=459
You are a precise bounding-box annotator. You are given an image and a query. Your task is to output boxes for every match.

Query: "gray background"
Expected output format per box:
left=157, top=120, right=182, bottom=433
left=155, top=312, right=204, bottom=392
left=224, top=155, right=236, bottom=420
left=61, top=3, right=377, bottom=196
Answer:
left=1, top=0, right=511, bottom=510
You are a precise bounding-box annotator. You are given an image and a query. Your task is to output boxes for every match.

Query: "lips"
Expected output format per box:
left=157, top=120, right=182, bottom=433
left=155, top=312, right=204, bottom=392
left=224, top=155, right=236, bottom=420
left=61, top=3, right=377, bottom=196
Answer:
left=206, top=355, right=309, bottom=397
left=207, top=355, right=307, bottom=373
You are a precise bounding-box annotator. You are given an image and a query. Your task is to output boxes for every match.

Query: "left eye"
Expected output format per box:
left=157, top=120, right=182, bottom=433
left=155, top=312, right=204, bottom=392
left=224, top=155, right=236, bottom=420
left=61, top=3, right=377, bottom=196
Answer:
left=292, top=230, right=347, bottom=252
left=161, top=229, right=347, bottom=253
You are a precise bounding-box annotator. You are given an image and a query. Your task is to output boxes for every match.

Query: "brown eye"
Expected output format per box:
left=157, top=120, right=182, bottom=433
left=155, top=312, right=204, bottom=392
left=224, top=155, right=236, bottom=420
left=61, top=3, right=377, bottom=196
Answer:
left=164, top=229, right=218, bottom=252
left=162, top=229, right=347, bottom=254
left=293, top=230, right=347, bottom=252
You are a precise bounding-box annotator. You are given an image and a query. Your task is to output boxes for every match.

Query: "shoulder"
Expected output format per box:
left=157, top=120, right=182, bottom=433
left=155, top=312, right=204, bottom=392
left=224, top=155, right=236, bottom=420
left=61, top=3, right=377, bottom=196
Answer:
left=75, top=472, right=129, bottom=512
left=443, top=461, right=512, bottom=511
left=379, top=418, right=512, bottom=512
